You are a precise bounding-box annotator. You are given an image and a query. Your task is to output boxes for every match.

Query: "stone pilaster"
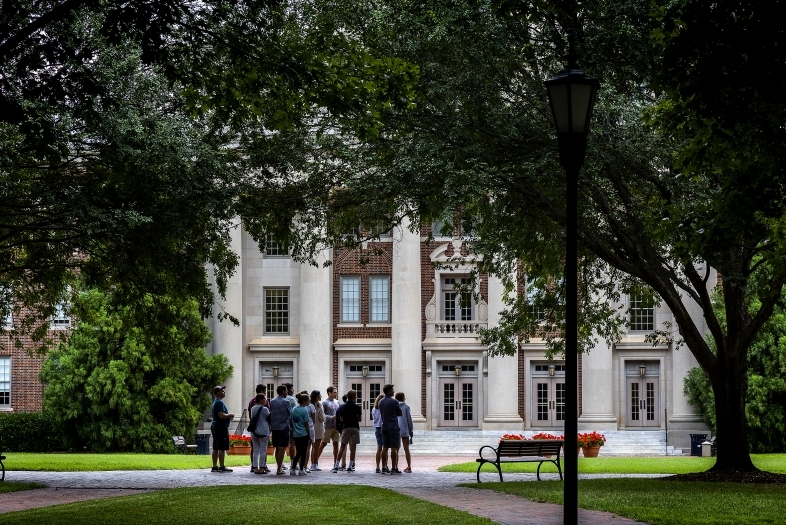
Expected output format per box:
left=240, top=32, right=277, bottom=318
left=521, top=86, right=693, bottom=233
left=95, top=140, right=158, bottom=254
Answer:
left=392, top=217, right=425, bottom=425
left=299, top=248, right=332, bottom=392
left=577, top=335, right=617, bottom=430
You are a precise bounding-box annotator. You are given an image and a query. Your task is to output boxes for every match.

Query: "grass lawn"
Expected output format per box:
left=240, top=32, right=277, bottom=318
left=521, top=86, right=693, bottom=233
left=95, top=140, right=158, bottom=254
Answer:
left=0, top=481, right=45, bottom=495
left=441, top=454, right=786, bottom=475
left=464, top=478, right=786, bottom=525
left=0, top=485, right=495, bottom=525
left=3, top=452, right=263, bottom=471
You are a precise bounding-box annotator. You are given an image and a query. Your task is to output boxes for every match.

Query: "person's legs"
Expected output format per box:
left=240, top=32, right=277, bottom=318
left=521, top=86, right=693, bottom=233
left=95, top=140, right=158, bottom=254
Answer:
left=293, top=436, right=309, bottom=471
left=375, top=428, right=383, bottom=470
left=275, top=447, right=286, bottom=472
left=333, top=443, right=346, bottom=472
left=251, top=435, right=262, bottom=471
left=332, top=440, right=339, bottom=464
left=260, top=436, right=270, bottom=471
left=391, top=447, right=398, bottom=470
left=402, top=437, right=411, bottom=470
left=340, top=441, right=347, bottom=468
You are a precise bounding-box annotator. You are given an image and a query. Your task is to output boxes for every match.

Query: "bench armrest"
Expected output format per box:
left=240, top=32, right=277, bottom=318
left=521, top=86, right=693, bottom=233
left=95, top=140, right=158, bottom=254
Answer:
left=478, top=445, right=499, bottom=462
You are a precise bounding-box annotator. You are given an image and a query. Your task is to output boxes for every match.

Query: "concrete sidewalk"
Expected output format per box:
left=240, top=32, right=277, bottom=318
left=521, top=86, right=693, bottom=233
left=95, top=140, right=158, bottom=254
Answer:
left=1, top=454, right=649, bottom=524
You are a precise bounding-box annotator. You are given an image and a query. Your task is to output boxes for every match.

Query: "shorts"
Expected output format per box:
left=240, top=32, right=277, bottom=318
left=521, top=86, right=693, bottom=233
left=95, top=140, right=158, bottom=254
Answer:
left=211, top=425, right=230, bottom=451
left=340, top=427, right=360, bottom=446
left=322, top=427, right=341, bottom=444
left=271, top=428, right=290, bottom=448
left=382, top=428, right=401, bottom=449
left=374, top=427, right=383, bottom=447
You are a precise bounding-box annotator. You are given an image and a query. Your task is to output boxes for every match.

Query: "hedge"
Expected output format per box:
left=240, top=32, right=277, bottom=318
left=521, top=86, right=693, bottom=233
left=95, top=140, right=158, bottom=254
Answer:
left=0, top=412, right=67, bottom=452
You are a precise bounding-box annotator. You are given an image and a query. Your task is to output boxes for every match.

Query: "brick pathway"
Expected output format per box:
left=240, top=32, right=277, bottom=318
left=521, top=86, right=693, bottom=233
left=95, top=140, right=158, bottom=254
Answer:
left=2, top=455, right=651, bottom=524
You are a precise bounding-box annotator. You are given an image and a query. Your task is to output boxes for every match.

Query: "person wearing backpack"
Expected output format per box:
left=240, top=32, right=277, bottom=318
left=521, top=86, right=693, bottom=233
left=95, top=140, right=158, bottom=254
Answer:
left=249, top=393, right=270, bottom=474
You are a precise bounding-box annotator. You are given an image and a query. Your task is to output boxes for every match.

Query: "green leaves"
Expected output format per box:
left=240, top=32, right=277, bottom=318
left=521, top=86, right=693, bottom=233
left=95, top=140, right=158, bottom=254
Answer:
left=40, top=287, right=232, bottom=452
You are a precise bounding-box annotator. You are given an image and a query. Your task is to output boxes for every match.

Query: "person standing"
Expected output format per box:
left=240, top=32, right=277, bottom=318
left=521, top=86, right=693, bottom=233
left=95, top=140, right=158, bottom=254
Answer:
left=250, top=393, right=270, bottom=474
left=372, top=394, right=385, bottom=473
left=333, top=389, right=362, bottom=472
left=395, top=392, right=414, bottom=473
left=285, top=383, right=297, bottom=469
left=269, top=384, right=292, bottom=475
left=318, top=386, right=341, bottom=469
left=309, top=390, right=325, bottom=471
left=247, top=384, right=267, bottom=473
left=378, top=384, right=402, bottom=474
left=210, top=385, right=235, bottom=473
left=290, top=393, right=311, bottom=476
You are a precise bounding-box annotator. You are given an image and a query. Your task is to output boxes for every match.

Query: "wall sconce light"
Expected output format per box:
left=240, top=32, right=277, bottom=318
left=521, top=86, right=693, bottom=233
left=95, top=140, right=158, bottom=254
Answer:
left=639, top=363, right=646, bottom=377
left=362, top=363, right=369, bottom=377
left=272, top=363, right=279, bottom=378
left=548, top=364, right=556, bottom=377
left=455, top=365, right=462, bottom=377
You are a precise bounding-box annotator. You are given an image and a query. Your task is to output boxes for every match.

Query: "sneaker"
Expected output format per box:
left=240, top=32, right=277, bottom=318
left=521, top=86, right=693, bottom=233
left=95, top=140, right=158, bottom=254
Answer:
left=404, top=467, right=412, bottom=473
left=300, top=469, right=308, bottom=476
left=331, top=466, right=338, bottom=473
left=211, top=466, right=220, bottom=472
left=311, top=465, right=322, bottom=472
left=376, top=468, right=381, bottom=474
left=338, top=465, right=346, bottom=471
left=390, top=468, right=402, bottom=474
left=381, top=467, right=390, bottom=474
left=282, top=465, right=288, bottom=470
left=291, top=467, right=298, bottom=476
left=276, top=470, right=285, bottom=475
left=218, top=466, right=233, bottom=473
left=304, top=467, right=311, bottom=474
left=263, top=466, right=271, bottom=474
left=251, top=467, right=256, bottom=473
left=348, top=461, right=355, bottom=472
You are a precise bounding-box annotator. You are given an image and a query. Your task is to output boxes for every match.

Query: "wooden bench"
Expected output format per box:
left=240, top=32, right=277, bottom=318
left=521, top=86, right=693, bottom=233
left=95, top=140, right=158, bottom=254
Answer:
left=172, top=436, right=198, bottom=454
left=476, top=439, right=564, bottom=482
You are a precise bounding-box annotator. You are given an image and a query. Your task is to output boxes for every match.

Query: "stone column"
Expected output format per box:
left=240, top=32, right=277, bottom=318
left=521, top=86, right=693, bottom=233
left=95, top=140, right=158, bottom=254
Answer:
left=483, top=274, right=524, bottom=429
left=577, top=335, right=617, bottom=430
left=212, top=221, right=244, bottom=415
left=299, top=248, right=332, bottom=391
left=392, top=216, right=425, bottom=425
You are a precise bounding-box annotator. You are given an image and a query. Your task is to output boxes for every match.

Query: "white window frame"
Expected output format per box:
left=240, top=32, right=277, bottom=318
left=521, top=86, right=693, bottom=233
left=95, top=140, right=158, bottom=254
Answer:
left=264, top=234, right=289, bottom=257
left=0, top=356, right=10, bottom=408
left=264, top=288, right=290, bottom=334
left=51, top=301, right=71, bottom=329
left=369, top=275, right=390, bottom=323
left=629, top=293, right=655, bottom=332
left=441, top=276, right=473, bottom=321
left=340, top=276, right=361, bottom=324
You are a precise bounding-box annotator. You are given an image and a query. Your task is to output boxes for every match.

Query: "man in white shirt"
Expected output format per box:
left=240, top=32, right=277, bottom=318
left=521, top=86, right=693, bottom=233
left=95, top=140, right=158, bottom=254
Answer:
left=317, top=386, right=341, bottom=469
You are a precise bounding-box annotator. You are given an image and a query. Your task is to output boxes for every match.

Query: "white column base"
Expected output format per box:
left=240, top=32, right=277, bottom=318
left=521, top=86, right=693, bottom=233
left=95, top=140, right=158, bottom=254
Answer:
left=483, top=414, right=524, bottom=430
left=578, top=414, right=618, bottom=431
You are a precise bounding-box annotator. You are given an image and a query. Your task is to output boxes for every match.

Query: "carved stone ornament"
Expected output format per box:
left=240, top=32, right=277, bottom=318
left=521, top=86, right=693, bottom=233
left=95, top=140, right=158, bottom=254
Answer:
left=425, top=293, right=437, bottom=321
left=477, top=298, right=488, bottom=322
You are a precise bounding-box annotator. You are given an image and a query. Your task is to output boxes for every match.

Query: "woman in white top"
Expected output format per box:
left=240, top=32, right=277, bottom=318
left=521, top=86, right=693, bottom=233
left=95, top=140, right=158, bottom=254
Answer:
left=310, top=390, right=325, bottom=471
left=371, top=394, right=385, bottom=473
left=395, top=392, right=414, bottom=472
left=250, top=393, right=271, bottom=474
left=300, top=390, right=316, bottom=473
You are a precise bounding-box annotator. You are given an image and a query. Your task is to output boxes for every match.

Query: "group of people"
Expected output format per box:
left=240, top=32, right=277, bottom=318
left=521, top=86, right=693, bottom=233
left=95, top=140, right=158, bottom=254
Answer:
left=209, top=383, right=414, bottom=475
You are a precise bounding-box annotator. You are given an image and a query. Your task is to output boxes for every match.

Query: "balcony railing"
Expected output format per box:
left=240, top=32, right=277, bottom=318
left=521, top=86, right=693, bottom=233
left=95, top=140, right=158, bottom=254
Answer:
left=426, top=320, right=487, bottom=338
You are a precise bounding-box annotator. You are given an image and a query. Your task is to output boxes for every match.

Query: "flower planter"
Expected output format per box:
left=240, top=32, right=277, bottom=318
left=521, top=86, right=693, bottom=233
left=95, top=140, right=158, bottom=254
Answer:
left=582, top=445, right=601, bottom=458
left=266, top=445, right=275, bottom=455
left=230, top=445, right=251, bottom=455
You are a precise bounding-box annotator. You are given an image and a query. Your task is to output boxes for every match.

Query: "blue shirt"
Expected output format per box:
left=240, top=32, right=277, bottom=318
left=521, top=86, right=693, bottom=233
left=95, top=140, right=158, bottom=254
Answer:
left=269, top=395, right=292, bottom=431
left=291, top=406, right=310, bottom=438
left=211, top=399, right=230, bottom=429
left=378, top=396, right=401, bottom=430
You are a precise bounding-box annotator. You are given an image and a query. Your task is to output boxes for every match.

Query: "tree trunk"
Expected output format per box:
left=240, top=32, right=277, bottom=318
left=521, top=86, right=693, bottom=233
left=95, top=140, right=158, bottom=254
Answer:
left=709, top=339, right=757, bottom=471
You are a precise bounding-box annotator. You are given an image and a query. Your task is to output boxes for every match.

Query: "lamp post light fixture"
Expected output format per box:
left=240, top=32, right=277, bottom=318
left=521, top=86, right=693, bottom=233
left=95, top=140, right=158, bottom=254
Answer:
left=548, top=363, right=556, bottom=377
left=362, top=363, right=369, bottom=378
left=545, top=49, right=600, bottom=525
left=455, top=364, right=462, bottom=377
left=640, top=363, right=647, bottom=377
left=272, top=363, right=279, bottom=378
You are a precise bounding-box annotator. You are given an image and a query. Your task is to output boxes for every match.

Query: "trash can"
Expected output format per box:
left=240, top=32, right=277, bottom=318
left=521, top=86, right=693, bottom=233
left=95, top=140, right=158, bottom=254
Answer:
left=195, top=433, right=210, bottom=455
left=689, top=433, right=707, bottom=457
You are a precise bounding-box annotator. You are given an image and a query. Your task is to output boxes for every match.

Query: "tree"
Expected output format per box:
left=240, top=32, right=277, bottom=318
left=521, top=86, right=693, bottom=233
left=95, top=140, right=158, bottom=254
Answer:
left=39, top=286, right=232, bottom=452
left=684, top=289, right=786, bottom=453
left=238, top=0, right=786, bottom=473
left=0, top=1, right=419, bottom=347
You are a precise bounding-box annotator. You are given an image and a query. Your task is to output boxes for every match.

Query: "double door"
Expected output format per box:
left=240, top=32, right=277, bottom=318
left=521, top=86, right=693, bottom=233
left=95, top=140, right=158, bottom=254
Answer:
left=531, top=377, right=565, bottom=427
left=439, top=377, right=477, bottom=427
left=259, top=362, right=293, bottom=402
left=348, top=378, right=382, bottom=427
left=627, top=377, right=659, bottom=427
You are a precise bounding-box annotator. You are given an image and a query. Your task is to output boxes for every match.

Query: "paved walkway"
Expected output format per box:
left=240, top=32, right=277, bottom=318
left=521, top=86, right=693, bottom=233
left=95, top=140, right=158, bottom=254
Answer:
left=2, top=455, right=650, bottom=524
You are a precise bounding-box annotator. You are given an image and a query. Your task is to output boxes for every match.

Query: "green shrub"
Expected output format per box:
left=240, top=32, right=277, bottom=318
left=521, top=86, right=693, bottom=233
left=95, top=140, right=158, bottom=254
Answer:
left=0, top=412, right=66, bottom=452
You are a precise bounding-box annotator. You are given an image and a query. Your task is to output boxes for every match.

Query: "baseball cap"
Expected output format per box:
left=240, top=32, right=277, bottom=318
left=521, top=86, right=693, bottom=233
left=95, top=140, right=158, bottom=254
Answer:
left=213, top=385, right=226, bottom=392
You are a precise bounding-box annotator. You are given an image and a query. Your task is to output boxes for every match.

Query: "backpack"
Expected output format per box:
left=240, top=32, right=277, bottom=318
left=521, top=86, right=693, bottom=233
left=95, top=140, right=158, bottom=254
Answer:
left=335, top=404, right=345, bottom=432
left=247, top=407, right=261, bottom=434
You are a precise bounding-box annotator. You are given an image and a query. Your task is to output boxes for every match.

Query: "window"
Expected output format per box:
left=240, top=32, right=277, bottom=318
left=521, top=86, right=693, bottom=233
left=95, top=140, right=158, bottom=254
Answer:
left=535, top=364, right=565, bottom=372
left=526, top=283, right=546, bottom=322
left=349, top=365, right=383, bottom=372
left=369, top=275, right=390, bottom=323
left=265, top=234, right=288, bottom=256
left=51, top=301, right=71, bottom=329
left=443, top=277, right=472, bottom=321
left=368, top=223, right=391, bottom=239
left=264, top=288, right=289, bottom=334
left=0, top=356, right=9, bottom=407
left=441, top=364, right=475, bottom=372
left=341, top=276, right=360, bottom=323
left=1, top=288, right=11, bottom=329
left=432, top=219, right=452, bottom=238
left=629, top=293, right=655, bottom=331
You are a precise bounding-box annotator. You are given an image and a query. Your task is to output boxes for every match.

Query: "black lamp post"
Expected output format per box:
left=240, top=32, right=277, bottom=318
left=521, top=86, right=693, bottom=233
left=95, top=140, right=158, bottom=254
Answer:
left=545, top=53, right=599, bottom=525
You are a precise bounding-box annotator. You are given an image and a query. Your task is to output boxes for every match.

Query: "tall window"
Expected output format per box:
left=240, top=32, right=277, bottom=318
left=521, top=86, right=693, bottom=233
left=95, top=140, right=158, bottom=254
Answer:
left=369, top=275, right=390, bottom=323
left=51, top=301, right=71, bottom=329
left=265, top=288, right=289, bottom=334
left=432, top=219, right=451, bottom=238
left=1, top=287, right=11, bottom=329
left=629, top=293, right=655, bottom=331
left=265, top=234, right=288, bottom=256
left=526, top=283, right=546, bottom=322
left=0, top=356, right=10, bottom=407
left=443, top=277, right=472, bottom=321
left=341, top=276, right=360, bottom=323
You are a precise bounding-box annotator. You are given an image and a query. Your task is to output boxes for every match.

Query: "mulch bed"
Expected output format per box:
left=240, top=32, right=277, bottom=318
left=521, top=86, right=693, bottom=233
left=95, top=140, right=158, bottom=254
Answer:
left=663, top=470, right=786, bottom=484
